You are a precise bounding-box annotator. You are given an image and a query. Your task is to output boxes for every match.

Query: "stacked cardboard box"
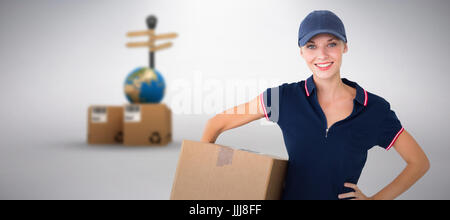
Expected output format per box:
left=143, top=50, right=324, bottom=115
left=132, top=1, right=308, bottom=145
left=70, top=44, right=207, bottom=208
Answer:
left=123, top=103, right=172, bottom=146
left=87, top=103, right=171, bottom=146
left=87, top=106, right=124, bottom=144
left=171, top=140, right=288, bottom=200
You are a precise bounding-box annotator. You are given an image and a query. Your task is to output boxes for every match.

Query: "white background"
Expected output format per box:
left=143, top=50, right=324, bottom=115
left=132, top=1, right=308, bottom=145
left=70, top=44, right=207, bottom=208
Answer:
left=0, top=0, right=449, bottom=199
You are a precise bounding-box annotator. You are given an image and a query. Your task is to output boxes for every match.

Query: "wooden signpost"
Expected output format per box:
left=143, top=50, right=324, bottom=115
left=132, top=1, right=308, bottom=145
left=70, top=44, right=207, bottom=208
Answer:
left=126, top=15, right=178, bottom=69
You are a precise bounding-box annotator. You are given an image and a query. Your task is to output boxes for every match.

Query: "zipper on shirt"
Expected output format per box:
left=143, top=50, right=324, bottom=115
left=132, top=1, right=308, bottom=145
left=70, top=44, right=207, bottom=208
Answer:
left=325, top=128, right=329, bottom=138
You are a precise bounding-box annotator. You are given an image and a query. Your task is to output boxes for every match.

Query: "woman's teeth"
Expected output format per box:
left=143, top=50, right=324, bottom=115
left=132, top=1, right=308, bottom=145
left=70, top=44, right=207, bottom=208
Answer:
left=316, top=62, right=333, bottom=67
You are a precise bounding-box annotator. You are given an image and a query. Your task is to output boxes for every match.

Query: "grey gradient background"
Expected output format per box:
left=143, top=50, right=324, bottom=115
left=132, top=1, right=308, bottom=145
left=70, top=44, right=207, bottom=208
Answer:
left=0, top=0, right=449, bottom=199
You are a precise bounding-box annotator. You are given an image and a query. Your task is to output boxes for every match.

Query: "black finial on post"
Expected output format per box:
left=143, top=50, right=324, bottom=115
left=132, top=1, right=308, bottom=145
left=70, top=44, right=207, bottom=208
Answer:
left=147, top=15, right=157, bottom=69
left=146, top=15, right=157, bottom=30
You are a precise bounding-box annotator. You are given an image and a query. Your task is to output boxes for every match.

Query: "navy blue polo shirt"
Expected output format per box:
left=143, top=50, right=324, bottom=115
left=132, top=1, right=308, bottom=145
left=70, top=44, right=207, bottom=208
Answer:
left=259, top=75, right=404, bottom=200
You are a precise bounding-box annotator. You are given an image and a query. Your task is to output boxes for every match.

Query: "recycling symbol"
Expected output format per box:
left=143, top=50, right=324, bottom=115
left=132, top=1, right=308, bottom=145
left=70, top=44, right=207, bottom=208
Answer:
left=114, top=131, right=123, bottom=143
left=149, top=132, right=161, bottom=144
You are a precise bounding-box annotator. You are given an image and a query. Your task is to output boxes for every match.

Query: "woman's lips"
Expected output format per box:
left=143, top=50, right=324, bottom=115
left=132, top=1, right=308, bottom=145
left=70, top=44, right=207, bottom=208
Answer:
left=315, top=62, right=333, bottom=71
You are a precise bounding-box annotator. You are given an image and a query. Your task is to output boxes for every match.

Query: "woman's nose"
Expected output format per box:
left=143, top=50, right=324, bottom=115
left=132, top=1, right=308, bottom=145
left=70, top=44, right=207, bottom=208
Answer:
left=316, top=47, right=329, bottom=60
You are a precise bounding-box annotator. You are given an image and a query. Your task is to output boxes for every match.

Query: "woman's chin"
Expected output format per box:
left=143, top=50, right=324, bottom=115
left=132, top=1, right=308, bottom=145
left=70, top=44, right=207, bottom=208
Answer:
left=313, top=70, right=338, bottom=80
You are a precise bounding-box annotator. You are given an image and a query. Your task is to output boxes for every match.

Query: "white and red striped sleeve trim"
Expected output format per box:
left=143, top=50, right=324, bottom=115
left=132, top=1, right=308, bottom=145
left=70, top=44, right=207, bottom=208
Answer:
left=386, top=127, right=404, bottom=151
left=259, top=93, right=269, bottom=121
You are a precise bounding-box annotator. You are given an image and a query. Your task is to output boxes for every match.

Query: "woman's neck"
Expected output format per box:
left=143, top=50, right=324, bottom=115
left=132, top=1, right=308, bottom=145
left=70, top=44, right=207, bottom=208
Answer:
left=313, top=73, right=346, bottom=102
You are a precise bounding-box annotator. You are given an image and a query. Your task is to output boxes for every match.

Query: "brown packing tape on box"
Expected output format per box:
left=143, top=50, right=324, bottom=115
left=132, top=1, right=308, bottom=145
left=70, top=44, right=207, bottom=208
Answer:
left=170, top=140, right=288, bottom=200
left=87, top=106, right=124, bottom=144
left=216, top=146, right=234, bottom=167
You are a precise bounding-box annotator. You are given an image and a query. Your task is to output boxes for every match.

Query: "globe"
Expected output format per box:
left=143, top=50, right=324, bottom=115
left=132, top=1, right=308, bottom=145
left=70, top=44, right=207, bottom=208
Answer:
left=124, top=67, right=166, bottom=103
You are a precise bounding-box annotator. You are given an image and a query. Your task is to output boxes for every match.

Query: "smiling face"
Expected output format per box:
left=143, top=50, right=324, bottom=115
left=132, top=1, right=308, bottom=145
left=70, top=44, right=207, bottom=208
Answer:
left=300, top=33, right=348, bottom=80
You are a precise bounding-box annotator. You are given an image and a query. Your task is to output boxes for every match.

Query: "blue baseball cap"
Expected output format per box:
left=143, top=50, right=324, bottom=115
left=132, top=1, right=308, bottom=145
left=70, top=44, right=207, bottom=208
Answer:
left=298, top=10, right=347, bottom=47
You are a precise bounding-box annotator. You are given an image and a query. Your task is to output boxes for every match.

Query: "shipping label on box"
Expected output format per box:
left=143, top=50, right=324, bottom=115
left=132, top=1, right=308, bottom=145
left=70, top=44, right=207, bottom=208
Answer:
left=124, top=105, right=141, bottom=123
left=91, top=106, right=107, bottom=123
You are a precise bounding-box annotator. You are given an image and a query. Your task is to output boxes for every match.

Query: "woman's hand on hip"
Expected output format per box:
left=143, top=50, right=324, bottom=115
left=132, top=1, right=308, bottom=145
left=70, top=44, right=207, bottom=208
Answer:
left=338, top=183, right=372, bottom=200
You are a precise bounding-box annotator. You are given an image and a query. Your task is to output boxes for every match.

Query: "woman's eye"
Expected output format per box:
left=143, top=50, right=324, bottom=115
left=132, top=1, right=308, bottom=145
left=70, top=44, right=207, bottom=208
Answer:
left=328, top=43, right=337, bottom=47
left=307, top=45, right=315, bottom=49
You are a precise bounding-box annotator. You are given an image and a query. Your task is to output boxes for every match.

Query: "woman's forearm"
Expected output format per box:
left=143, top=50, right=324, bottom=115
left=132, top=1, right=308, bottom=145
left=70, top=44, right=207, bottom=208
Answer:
left=200, top=116, right=224, bottom=143
left=200, top=96, right=265, bottom=144
left=371, top=162, right=429, bottom=200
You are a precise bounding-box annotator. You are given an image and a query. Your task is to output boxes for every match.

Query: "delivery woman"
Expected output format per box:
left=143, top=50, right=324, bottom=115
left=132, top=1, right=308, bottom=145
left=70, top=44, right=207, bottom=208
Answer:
left=201, top=10, right=429, bottom=200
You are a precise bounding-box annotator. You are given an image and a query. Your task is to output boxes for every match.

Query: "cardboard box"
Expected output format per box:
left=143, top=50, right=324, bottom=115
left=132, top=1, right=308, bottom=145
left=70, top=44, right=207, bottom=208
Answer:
left=123, top=103, right=172, bottom=146
left=87, top=106, right=124, bottom=144
left=170, top=140, right=288, bottom=200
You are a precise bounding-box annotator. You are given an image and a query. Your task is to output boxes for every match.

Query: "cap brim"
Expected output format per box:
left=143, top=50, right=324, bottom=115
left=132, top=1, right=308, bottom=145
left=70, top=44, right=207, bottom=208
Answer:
left=298, top=29, right=347, bottom=47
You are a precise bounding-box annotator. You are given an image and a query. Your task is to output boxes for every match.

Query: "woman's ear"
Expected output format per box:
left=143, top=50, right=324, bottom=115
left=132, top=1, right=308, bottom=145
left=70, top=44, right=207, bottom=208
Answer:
left=343, top=42, right=348, bottom=54
left=299, top=47, right=304, bottom=57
